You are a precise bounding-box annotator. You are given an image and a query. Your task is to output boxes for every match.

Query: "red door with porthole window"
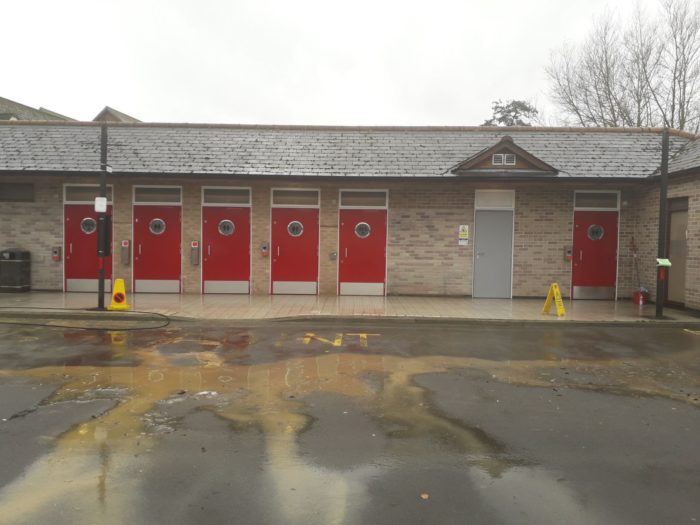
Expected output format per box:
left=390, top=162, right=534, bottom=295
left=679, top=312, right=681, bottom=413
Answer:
left=202, top=207, right=251, bottom=293
left=338, top=209, right=387, bottom=295
left=64, top=204, right=113, bottom=292
left=572, top=211, right=618, bottom=299
left=133, top=205, right=181, bottom=293
left=271, top=208, right=319, bottom=294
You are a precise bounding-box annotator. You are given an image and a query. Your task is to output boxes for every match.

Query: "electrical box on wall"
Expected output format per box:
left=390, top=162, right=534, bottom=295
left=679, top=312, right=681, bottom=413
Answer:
left=121, top=240, right=130, bottom=265
left=191, top=241, right=200, bottom=265
left=564, top=246, right=573, bottom=262
left=51, top=246, right=61, bottom=262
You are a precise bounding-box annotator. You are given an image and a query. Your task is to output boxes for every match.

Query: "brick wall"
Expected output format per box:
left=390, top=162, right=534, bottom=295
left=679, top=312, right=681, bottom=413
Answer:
left=616, top=188, right=638, bottom=298
left=386, top=182, right=472, bottom=295
left=0, top=176, right=63, bottom=290
left=250, top=182, right=271, bottom=294
left=319, top=185, right=340, bottom=295
left=3, top=174, right=695, bottom=301
left=512, top=185, right=573, bottom=297
left=112, top=179, right=133, bottom=291
left=629, top=175, right=700, bottom=309
left=182, top=181, right=201, bottom=293
left=623, top=175, right=700, bottom=310
left=667, top=176, right=700, bottom=309
left=627, top=185, right=659, bottom=301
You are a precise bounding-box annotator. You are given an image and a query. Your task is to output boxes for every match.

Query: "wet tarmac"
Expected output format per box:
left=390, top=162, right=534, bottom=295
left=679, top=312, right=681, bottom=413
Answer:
left=0, top=319, right=698, bottom=524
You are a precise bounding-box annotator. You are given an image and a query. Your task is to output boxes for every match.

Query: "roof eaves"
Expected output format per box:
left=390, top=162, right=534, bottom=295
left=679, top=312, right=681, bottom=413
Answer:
left=455, top=169, right=558, bottom=176
left=38, top=107, right=75, bottom=121
left=0, top=120, right=696, bottom=136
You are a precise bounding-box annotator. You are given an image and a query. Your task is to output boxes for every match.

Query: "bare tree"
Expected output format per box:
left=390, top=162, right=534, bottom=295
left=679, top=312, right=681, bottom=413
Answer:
left=623, top=5, right=661, bottom=126
left=546, top=0, right=700, bottom=132
left=658, top=0, right=700, bottom=129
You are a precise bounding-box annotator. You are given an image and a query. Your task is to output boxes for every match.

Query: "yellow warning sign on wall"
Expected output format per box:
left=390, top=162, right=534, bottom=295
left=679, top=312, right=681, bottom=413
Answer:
left=458, top=225, right=469, bottom=240
left=542, top=283, right=566, bottom=317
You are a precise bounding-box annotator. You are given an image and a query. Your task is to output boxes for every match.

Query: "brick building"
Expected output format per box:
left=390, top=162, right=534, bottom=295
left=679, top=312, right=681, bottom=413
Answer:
left=1, top=121, right=699, bottom=308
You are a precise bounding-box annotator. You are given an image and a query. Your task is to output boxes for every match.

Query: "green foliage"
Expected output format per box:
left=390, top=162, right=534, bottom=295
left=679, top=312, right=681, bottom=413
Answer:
left=482, top=99, right=539, bottom=126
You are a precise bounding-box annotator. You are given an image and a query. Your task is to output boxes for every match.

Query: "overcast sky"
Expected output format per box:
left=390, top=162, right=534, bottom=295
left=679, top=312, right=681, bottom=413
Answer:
left=3, top=0, right=662, bottom=125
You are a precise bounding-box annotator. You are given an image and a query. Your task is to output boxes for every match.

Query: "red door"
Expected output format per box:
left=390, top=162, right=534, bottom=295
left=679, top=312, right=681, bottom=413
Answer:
left=64, top=204, right=113, bottom=292
left=572, top=211, right=618, bottom=299
left=271, top=208, right=319, bottom=294
left=339, top=209, right=387, bottom=295
left=202, top=207, right=251, bottom=293
left=133, top=205, right=181, bottom=293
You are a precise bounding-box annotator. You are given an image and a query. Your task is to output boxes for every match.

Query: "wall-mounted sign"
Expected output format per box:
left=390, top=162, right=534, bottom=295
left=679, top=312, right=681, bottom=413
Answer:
left=458, top=224, right=469, bottom=246
left=94, top=197, right=107, bottom=213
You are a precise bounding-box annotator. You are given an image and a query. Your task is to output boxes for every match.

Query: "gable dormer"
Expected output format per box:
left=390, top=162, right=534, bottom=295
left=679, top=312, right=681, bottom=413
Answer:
left=451, top=135, right=557, bottom=176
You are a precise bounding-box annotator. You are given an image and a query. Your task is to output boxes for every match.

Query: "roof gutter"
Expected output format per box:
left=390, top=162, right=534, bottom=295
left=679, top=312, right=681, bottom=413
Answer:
left=0, top=170, right=658, bottom=184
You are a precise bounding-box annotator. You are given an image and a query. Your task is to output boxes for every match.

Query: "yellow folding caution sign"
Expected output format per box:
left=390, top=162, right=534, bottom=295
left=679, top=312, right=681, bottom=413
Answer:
left=108, top=278, right=130, bottom=311
left=542, top=282, right=566, bottom=317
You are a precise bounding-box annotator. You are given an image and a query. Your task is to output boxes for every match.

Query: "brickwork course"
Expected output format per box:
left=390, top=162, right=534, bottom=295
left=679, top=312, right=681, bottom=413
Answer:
left=0, top=122, right=699, bottom=309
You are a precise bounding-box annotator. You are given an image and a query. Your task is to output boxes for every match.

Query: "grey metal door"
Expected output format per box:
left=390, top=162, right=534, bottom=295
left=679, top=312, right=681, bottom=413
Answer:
left=473, top=210, right=513, bottom=298
left=667, top=207, right=688, bottom=305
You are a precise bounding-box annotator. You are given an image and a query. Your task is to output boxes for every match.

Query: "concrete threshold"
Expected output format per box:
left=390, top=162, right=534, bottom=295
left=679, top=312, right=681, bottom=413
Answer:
left=0, top=308, right=166, bottom=323
left=268, top=314, right=700, bottom=328
left=1, top=308, right=698, bottom=329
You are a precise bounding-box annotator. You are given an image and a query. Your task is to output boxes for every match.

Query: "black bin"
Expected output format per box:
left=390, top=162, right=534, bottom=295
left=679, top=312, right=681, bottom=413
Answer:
left=0, top=249, right=31, bottom=292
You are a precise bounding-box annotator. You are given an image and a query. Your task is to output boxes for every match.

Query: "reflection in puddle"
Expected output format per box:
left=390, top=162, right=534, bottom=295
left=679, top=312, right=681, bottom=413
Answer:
left=0, top=328, right=697, bottom=524
left=468, top=466, right=611, bottom=524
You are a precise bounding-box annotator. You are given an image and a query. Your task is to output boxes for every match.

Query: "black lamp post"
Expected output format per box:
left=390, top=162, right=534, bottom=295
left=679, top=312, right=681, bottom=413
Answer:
left=97, top=124, right=111, bottom=310
left=655, top=129, right=669, bottom=319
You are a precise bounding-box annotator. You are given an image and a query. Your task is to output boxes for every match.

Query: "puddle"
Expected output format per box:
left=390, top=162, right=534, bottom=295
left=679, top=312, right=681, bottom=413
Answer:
left=0, top=325, right=698, bottom=523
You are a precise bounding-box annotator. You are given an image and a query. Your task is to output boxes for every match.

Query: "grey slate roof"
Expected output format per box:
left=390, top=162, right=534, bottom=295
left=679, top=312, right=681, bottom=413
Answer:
left=93, top=106, right=141, bottom=123
left=0, top=122, right=695, bottom=179
left=0, top=97, right=72, bottom=121
left=669, top=137, right=700, bottom=174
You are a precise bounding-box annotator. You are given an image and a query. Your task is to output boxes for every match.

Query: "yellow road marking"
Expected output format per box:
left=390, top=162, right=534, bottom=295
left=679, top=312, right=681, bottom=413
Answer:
left=345, top=333, right=380, bottom=347
left=300, top=333, right=381, bottom=348
left=301, top=333, right=343, bottom=346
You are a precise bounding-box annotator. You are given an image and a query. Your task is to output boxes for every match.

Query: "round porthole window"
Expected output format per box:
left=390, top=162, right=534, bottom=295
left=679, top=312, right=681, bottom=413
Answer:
left=80, top=217, right=97, bottom=234
left=149, top=218, right=166, bottom=235
left=218, top=219, right=235, bottom=236
left=354, top=222, right=371, bottom=239
left=287, top=221, right=304, bottom=237
left=587, top=224, right=604, bottom=241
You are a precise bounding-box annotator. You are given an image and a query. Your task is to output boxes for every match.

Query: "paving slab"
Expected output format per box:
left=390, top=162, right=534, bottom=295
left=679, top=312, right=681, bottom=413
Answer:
left=0, top=291, right=698, bottom=325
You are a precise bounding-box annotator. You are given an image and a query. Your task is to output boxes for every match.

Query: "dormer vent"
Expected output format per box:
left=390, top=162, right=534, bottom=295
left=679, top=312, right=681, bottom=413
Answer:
left=492, top=153, right=516, bottom=166
left=450, top=135, right=558, bottom=176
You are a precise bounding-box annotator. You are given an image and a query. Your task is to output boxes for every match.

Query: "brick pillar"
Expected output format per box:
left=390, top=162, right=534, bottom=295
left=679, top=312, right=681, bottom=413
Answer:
left=112, top=180, right=133, bottom=292
left=319, top=184, right=339, bottom=295
left=181, top=182, right=201, bottom=293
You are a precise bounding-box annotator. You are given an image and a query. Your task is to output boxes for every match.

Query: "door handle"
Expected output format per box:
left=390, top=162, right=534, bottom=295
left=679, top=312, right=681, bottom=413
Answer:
left=580, top=250, right=583, bottom=262
left=277, top=246, right=280, bottom=257
left=208, top=245, right=211, bottom=257
left=139, top=244, right=142, bottom=255
left=344, top=248, right=348, bottom=258
left=69, top=243, right=73, bottom=254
